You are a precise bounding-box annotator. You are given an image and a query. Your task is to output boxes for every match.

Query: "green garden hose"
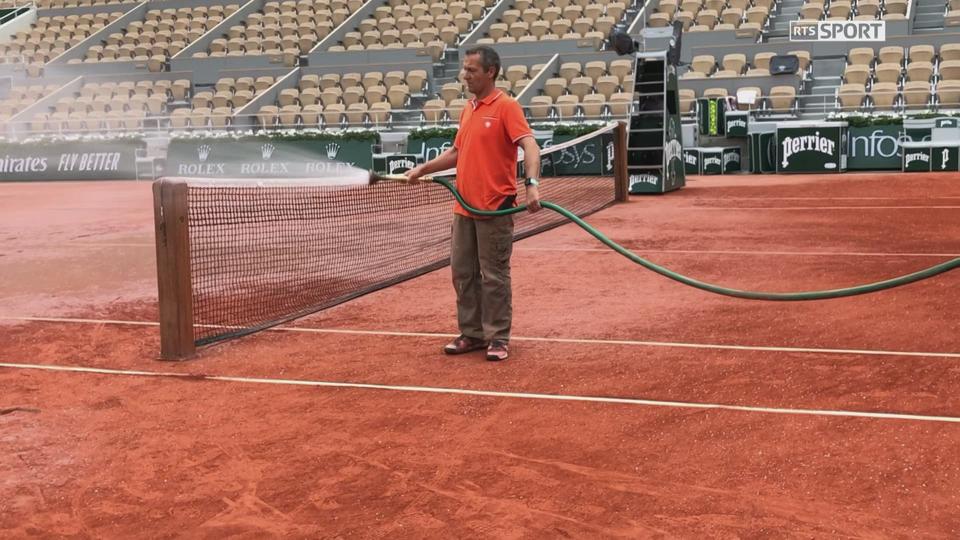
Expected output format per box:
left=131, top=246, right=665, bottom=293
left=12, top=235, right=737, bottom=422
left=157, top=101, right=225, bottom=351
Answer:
left=431, top=178, right=960, bottom=301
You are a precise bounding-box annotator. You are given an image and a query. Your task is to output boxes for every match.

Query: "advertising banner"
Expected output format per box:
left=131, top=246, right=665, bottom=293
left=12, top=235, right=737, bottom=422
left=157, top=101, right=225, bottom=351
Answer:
left=0, top=139, right=144, bottom=181
left=166, top=136, right=376, bottom=178
left=776, top=123, right=847, bottom=173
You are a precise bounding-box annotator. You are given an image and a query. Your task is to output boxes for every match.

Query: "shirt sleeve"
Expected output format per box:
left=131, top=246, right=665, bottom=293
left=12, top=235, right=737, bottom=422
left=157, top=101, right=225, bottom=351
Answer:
left=503, top=99, right=533, bottom=145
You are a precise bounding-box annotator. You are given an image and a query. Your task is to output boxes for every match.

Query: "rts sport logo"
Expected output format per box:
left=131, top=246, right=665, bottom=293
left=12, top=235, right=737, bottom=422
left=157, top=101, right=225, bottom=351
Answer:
left=791, top=20, right=885, bottom=41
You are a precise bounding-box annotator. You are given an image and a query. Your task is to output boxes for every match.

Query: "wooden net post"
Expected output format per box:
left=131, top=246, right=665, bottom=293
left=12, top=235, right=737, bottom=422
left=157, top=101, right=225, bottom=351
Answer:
left=614, top=121, right=629, bottom=202
left=153, top=179, right=195, bottom=360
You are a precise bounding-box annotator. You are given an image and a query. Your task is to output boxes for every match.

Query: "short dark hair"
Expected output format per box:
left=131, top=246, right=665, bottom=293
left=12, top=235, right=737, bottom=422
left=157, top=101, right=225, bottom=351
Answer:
left=464, top=45, right=501, bottom=80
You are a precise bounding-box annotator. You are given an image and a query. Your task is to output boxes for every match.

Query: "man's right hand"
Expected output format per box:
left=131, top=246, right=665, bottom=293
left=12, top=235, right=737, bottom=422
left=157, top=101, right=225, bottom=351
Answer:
left=405, top=166, right=426, bottom=184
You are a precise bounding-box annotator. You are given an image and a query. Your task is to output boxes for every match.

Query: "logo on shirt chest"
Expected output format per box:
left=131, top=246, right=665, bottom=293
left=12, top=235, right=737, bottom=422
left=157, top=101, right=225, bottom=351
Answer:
left=480, top=116, right=498, bottom=130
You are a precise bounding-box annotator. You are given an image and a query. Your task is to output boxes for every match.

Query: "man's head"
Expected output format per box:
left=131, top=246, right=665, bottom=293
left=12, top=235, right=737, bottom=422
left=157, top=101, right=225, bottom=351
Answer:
left=462, top=46, right=500, bottom=97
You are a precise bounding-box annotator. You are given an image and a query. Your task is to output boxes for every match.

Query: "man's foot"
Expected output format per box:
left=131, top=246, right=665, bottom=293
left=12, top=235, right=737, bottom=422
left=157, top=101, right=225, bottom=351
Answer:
left=486, top=340, right=509, bottom=361
left=443, top=335, right=488, bottom=355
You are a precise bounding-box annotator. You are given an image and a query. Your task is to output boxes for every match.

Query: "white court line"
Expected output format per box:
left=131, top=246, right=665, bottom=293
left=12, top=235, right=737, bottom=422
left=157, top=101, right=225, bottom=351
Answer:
left=696, top=206, right=960, bottom=210
left=679, top=197, right=960, bottom=201
left=4, top=316, right=960, bottom=360
left=2, top=361, right=958, bottom=424
left=516, top=248, right=960, bottom=257
left=15, top=245, right=960, bottom=258
left=10, top=245, right=960, bottom=259
left=4, top=242, right=153, bottom=248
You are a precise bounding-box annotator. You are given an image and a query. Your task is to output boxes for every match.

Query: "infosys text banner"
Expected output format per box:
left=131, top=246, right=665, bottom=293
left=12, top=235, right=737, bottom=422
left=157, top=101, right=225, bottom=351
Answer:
left=0, top=140, right=143, bottom=181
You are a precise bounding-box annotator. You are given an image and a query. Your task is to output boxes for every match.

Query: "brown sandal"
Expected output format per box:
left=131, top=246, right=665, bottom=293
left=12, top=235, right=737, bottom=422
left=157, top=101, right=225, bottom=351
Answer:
left=443, top=335, right=488, bottom=355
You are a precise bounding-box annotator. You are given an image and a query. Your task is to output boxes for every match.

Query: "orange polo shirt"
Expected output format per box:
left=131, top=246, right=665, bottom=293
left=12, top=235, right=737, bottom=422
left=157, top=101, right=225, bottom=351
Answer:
left=453, top=90, right=533, bottom=217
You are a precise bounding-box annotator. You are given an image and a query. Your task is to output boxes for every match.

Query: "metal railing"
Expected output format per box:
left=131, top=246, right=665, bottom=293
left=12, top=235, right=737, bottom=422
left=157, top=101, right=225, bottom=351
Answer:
left=0, top=102, right=635, bottom=141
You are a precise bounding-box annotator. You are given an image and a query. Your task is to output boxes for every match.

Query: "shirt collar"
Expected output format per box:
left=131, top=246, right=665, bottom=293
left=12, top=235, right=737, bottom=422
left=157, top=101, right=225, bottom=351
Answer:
left=470, top=90, right=503, bottom=109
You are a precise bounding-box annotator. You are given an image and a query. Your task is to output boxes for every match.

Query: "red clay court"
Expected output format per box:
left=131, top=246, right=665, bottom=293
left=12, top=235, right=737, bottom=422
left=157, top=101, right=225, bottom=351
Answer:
left=2, top=172, right=959, bottom=537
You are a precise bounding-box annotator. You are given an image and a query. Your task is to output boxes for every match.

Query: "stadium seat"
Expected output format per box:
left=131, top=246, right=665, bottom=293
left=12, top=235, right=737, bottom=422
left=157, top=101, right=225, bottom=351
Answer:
left=799, top=3, right=823, bottom=19
left=366, top=100, right=391, bottom=125
left=885, top=0, right=907, bottom=15
left=648, top=13, right=671, bottom=26
left=691, top=55, right=717, bottom=75
left=843, top=64, right=870, bottom=85
left=211, top=107, right=233, bottom=127
left=838, top=83, right=866, bottom=110
left=879, top=46, right=904, bottom=66
left=941, top=60, right=960, bottom=81
left=703, top=87, right=728, bottom=99
left=322, top=103, right=345, bottom=126
left=857, top=0, right=880, bottom=16
left=874, top=63, right=901, bottom=84
left=848, top=47, right=875, bottom=66
left=870, top=82, right=898, bottom=110
left=387, top=85, right=410, bottom=108
left=417, top=98, right=444, bottom=124
left=320, top=74, right=341, bottom=90
left=788, top=50, right=812, bottom=73
left=300, top=104, right=322, bottom=127
left=696, top=9, right=718, bottom=28
left=937, top=80, right=960, bottom=106
left=448, top=98, right=467, bottom=120
left=234, top=90, right=254, bottom=108
left=257, top=105, right=279, bottom=128
left=902, top=81, right=931, bottom=109
left=407, top=70, right=428, bottom=93
left=342, top=86, right=365, bottom=106
left=828, top=0, right=851, bottom=18
left=609, top=59, right=632, bottom=80
left=554, top=94, right=579, bottom=119
left=765, top=86, right=794, bottom=112
left=543, top=78, right=566, bottom=100
left=365, top=85, right=387, bottom=104
left=608, top=92, right=633, bottom=116
left=278, top=88, right=300, bottom=107
left=595, top=75, right=620, bottom=99
left=190, top=107, right=211, bottom=128
left=299, top=88, right=320, bottom=106
left=568, top=76, right=593, bottom=100
left=440, top=82, right=462, bottom=104
left=907, top=61, right=934, bottom=82
left=580, top=94, right=605, bottom=118
left=279, top=104, right=301, bottom=126
left=907, top=45, right=934, bottom=62
left=722, top=53, right=747, bottom=74
left=745, top=6, right=769, bottom=24
left=721, top=8, right=743, bottom=25
left=940, top=44, right=960, bottom=62
left=560, top=62, right=582, bottom=82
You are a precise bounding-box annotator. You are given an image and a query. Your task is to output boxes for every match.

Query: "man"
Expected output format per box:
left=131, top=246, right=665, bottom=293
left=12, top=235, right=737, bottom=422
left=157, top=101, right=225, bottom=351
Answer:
left=406, top=45, right=541, bottom=362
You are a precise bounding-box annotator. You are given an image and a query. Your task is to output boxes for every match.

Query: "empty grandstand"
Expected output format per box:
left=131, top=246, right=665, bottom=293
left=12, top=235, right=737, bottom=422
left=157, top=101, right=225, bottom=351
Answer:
left=0, top=0, right=959, bottom=178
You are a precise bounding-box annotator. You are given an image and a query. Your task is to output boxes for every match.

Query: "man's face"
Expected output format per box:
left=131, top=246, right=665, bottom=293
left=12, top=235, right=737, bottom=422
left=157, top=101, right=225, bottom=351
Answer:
left=461, top=54, right=495, bottom=95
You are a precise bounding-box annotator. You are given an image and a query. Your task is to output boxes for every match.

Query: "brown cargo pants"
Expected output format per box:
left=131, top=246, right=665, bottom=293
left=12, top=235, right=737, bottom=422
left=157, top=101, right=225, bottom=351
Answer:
left=450, top=213, right=514, bottom=342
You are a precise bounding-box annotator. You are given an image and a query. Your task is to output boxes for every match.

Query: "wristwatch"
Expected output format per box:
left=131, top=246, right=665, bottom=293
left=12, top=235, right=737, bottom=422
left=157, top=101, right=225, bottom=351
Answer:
left=524, top=177, right=539, bottom=187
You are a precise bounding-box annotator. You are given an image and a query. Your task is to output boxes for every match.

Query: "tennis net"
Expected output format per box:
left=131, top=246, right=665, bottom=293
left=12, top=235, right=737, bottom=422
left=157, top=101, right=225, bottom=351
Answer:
left=154, top=122, right=627, bottom=359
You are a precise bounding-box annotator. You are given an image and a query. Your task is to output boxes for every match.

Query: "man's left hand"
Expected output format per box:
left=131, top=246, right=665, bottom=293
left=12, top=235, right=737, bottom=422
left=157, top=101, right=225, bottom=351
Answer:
left=526, top=186, right=542, bottom=213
